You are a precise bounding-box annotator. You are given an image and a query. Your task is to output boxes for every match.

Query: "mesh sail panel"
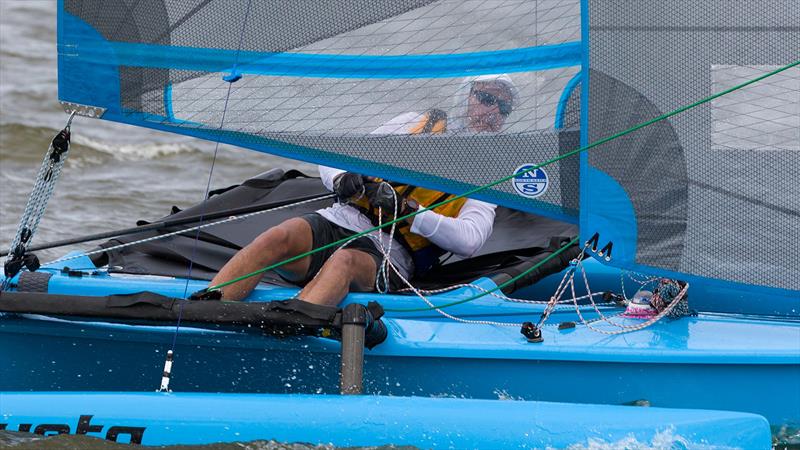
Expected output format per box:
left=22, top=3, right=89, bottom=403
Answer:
left=59, top=0, right=583, bottom=221
left=583, top=0, right=799, bottom=292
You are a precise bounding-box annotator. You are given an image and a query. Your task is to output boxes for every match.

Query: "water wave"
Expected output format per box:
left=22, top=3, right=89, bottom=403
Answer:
left=0, top=123, right=202, bottom=167
left=71, top=133, right=200, bottom=162
left=0, top=48, right=53, bottom=63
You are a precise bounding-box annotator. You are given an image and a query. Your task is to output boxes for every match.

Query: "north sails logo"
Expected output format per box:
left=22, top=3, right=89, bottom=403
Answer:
left=0, top=415, right=146, bottom=444
left=512, top=164, right=549, bottom=198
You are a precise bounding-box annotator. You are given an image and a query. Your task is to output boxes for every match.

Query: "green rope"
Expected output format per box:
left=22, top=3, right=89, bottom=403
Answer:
left=384, top=236, right=580, bottom=312
left=206, top=59, right=800, bottom=295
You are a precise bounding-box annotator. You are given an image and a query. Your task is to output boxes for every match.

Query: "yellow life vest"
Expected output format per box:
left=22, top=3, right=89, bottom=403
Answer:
left=352, top=110, right=466, bottom=273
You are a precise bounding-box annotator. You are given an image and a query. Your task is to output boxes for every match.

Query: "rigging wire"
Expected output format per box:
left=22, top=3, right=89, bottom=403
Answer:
left=160, top=0, right=255, bottom=392
left=1, top=192, right=335, bottom=258
left=40, top=193, right=335, bottom=267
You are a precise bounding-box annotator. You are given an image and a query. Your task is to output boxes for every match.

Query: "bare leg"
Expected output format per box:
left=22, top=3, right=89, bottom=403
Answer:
left=210, top=218, right=313, bottom=301
left=298, top=249, right=378, bottom=306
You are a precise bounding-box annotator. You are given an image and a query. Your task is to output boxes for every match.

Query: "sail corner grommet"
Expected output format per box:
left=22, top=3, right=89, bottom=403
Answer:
left=520, top=321, right=543, bottom=343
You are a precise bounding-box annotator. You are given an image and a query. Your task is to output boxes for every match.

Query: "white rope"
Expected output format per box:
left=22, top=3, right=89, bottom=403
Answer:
left=518, top=241, right=692, bottom=337
left=363, top=189, right=661, bottom=329
left=374, top=181, right=398, bottom=294
left=620, top=269, right=658, bottom=301
left=571, top=277, right=690, bottom=335
left=398, top=283, right=607, bottom=307
left=368, top=187, right=523, bottom=325
left=534, top=252, right=582, bottom=328
left=546, top=251, right=691, bottom=335
left=575, top=254, right=629, bottom=329
left=367, top=188, right=602, bottom=327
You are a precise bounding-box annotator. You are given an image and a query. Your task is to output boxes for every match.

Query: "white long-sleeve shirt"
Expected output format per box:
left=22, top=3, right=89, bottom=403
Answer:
left=316, top=165, right=496, bottom=276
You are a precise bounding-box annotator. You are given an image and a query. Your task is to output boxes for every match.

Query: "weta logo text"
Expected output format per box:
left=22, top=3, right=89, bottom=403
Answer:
left=0, top=415, right=146, bottom=444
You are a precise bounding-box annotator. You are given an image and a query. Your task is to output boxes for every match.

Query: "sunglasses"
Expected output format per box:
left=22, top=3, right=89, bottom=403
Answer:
left=471, top=90, right=512, bottom=116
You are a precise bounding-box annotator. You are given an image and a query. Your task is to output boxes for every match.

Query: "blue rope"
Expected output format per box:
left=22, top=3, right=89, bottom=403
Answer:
left=169, top=0, right=254, bottom=357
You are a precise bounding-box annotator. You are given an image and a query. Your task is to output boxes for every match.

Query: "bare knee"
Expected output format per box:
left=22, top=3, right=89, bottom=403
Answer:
left=327, top=249, right=357, bottom=268
left=325, top=249, right=377, bottom=290
left=250, top=219, right=309, bottom=260
left=251, top=227, right=289, bottom=257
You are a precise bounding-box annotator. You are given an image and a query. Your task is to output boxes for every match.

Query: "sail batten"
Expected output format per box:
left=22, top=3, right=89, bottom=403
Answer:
left=64, top=40, right=582, bottom=79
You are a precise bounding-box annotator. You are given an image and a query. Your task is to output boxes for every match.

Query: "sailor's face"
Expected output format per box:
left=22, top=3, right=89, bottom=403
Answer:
left=467, top=82, right=512, bottom=133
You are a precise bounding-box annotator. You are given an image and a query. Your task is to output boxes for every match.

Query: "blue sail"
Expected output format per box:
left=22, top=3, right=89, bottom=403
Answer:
left=57, top=0, right=584, bottom=223
left=580, top=0, right=800, bottom=307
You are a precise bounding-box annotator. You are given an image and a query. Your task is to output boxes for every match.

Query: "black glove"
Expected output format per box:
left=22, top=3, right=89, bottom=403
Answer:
left=366, top=182, right=397, bottom=212
left=333, top=172, right=364, bottom=201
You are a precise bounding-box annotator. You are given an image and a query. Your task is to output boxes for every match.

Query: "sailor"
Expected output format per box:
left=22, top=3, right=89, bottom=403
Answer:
left=209, top=75, right=516, bottom=305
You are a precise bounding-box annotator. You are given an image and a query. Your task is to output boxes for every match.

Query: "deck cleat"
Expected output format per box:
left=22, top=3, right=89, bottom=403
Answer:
left=520, top=321, right=543, bottom=343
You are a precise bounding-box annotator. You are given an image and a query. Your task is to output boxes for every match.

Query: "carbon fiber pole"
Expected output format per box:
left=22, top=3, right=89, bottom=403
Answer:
left=340, top=303, right=367, bottom=395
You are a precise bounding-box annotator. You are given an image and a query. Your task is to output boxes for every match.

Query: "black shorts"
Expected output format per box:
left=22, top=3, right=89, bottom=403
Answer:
left=299, top=213, right=403, bottom=292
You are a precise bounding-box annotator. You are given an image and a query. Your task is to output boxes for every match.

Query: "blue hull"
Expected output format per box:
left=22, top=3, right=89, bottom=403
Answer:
left=0, top=392, right=772, bottom=448
left=1, top=308, right=798, bottom=427
left=1, top=256, right=798, bottom=444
